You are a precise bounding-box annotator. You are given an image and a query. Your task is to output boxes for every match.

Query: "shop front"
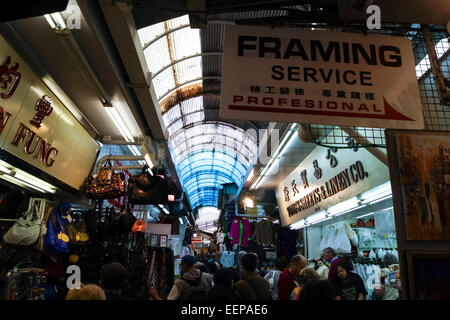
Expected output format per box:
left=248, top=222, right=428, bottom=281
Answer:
left=276, top=128, right=401, bottom=300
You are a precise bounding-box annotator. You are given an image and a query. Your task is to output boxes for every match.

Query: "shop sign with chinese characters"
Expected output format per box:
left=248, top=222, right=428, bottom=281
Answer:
left=0, top=35, right=99, bottom=189
left=220, top=25, right=424, bottom=129
left=276, top=132, right=390, bottom=227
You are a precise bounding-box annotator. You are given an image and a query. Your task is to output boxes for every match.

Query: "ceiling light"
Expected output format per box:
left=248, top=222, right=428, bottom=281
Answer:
left=159, top=204, right=169, bottom=214
left=368, top=194, right=392, bottom=205
left=328, top=198, right=359, bottom=216
left=0, top=164, right=11, bottom=175
left=290, top=219, right=307, bottom=230
left=51, top=12, right=66, bottom=29
left=360, top=182, right=391, bottom=204
left=251, top=123, right=298, bottom=190
left=13, top=172, right=56, bottom=193
left=356, top=212, right=375, bottom=219
left=44, top=14, right=56, bottom=29
left=179, top=217, right=184, bottom=224
left=104, top=106, right=135, bottom=143
left=305, top=211, right=328, bottom=224
left=0, top=174, right=47, bottom=193
left=244, top=196, right=254, bottom=208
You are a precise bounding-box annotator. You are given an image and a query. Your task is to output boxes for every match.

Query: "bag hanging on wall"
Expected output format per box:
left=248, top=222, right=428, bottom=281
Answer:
left=3, top=203, right=41, bottom=246
left=119, top=205, right=137, bottom=235
left=43, top=203, right=71, bottom=255
left=132, top=219, right=146, bottom=233
left=84, top=162, right=126, bottom=199
left=66, top=215, right=89, bottom=245
left=128, top=167, right=169, bottom=205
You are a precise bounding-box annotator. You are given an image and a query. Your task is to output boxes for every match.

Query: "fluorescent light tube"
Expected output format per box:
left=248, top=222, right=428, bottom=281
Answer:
left=44, top=14, right=56, bottom=29
left=179, top=218, right=184, bottom=224
left=104, top=107, right=134, bottom=143
left=356, top=212, right=375, bottom=219
left=290, top=219, right=307, bottom=230
left=361, top=191, right=392, bottom=204
left=309, top=217, right=332, bottom=225
left=13, top=172, right=56, bottom=193
left=328, top=198, right=359, bottom=215
left=369, top=194, right=392, bottom=205
left=51, top=12, right=66, bottom=29
left=333, top=204, right=367, bottom=217
left=305, top=211, right=328, bottom=224
left=0, top=174, right=47, bottom=193
left=0, top=164, right=11, bottom=175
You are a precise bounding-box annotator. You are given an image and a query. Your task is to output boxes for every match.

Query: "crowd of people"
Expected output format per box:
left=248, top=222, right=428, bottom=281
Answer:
left=65, top=246, right=397, bottom=301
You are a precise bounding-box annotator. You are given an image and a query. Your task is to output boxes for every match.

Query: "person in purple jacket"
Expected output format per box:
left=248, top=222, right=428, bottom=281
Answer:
left=322, top=247, right=340, bottom=297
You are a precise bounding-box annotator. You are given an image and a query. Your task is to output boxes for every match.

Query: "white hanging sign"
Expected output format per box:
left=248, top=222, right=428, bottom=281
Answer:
left=220, top=25, right=424, bottom=129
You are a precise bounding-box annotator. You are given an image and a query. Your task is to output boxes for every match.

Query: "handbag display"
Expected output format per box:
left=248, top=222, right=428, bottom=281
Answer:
left=127, top=168, right=169, bottom=205
left=3, top=203, right=41, bottom=246
left=66, top=216, right=89, bottom=245
left=35, top=205, right=54, bottom=252
left=84, top=162, right=126, bottom=199
left=43, top=203, right=71, bottom=255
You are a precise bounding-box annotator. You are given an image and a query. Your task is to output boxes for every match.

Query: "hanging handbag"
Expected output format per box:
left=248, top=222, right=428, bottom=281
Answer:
left=66, top=215, right=89, bottom=245
left=118, top=205, right=137, bottom=235
left=84, top=162, right=126, bottom=199
left=127, top=167, right=169, bottom=205
left=3, top=203, right=41, bottom=246
left=35, top=205, right=54, bottom=252
left=43, top=203, right=71, bottom=255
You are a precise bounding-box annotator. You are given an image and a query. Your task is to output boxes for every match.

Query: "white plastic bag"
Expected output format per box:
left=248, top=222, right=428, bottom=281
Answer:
left=334, top=223, right=351, bottom=253
left=345, top=223, right=358, bottom=247
left=320, top=225, right=330, bottom=252
left=374, top=210, right=396, bottom=239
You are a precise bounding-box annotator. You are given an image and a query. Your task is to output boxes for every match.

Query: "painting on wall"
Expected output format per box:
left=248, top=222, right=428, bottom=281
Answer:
left=389, top=130, right=450, bottom=240
left=407, top=251, right=450, bottom=300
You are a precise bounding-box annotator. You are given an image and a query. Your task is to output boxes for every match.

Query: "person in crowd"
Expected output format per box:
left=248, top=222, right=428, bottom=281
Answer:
left=264, top=256, right=288, bottom=300
left=150, top=255, right=213, bottom=300
left=277, top=255, right=306, bottom=300
left=65, top=284, right=106, bottom=300
left=322, top=247, right=340, bottom=294
left=99, top=262, right=130, bottom=300
left=298, top=280, right=334, bottom=301
left=335, top=257, right=367, bottom=300
left=291, top=267, right=321, bottom=300
left=208, top=268, right=240, bottom=300
left=234, top=253, right=271, bottom=300
left=233, top=250, right=247, bottom=282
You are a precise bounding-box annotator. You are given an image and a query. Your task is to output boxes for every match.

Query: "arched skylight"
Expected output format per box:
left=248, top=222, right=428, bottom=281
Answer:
left=138, top=15, right=257, bottom=210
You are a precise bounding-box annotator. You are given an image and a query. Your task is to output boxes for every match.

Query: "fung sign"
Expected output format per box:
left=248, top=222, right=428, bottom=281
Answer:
left=219, top=26, right=424, bottom=129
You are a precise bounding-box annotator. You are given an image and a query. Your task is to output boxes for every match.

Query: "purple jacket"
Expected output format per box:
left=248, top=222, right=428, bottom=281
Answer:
left=228, top=218, right=251, bottom=246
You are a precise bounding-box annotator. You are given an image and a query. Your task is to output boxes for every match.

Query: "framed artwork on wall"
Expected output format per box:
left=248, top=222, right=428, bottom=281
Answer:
left=407, top=251, right=450, bottom=300
left=150, top=234, right=159, bottom=247
left=159, top=234, right=168, bottom=248
left=386, top=130, right=450, bottom=241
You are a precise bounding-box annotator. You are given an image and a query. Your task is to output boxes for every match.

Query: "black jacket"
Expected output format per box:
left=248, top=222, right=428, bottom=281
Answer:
left=208, top=284, right=240, bottom=301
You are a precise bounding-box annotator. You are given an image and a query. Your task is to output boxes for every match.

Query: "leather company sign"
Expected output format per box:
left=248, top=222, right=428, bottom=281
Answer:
left=275, top=130, right=390, bottom=227
left=0, top=35, right=99, bottom=189
left=220, top=25, right=424, bottom=129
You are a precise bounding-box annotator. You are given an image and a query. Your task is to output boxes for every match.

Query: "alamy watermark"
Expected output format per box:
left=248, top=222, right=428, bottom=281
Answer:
left=366, top=5, right=381, bottom=30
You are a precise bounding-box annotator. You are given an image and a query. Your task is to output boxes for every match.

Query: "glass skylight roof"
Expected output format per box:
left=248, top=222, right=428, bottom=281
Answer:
left=138, top=15, right=257, bottom=210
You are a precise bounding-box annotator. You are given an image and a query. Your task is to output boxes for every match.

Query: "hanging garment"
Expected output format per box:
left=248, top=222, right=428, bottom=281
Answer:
left=320, top=226, right=330, bottom=252
left=345, top=223, right=358, bottom=247
left=254, top=220, right=273, bottom=244
left=374, top=210, right=396, bottom=239
left=219, top=250, right=236, bottom=268
left=228, top=218, right=251, bottom=246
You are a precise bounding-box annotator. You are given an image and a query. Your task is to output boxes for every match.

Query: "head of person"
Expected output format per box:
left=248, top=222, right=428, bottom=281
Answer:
left=288, top=255, right=307, bottom=277
left=100, top=262, right=127, bottom=291
left=336, top=257, right=355, bottom=281
left=276, top=256, right=289, bottom=271
left=181, top=255, right=197, bottom=275
left=65, top=284, right=106, bottom=300
left=214, top=268, right=234, bottom=287
left=241, top=253, right=258, bottom=274
left=322, top=247, right=337, bottom=262
left=299, top=280, right=334, bottom=300
left=298, top=268, right=320, bottom=287
left=383, top=253, right=398, bottom=268
left=238, top=250, right=247, bottom=264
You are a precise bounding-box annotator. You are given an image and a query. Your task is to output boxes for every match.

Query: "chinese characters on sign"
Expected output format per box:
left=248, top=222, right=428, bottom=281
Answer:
left=0, top=56, right=21, bottom=99
left=30, top=95, right=53, bottom=129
